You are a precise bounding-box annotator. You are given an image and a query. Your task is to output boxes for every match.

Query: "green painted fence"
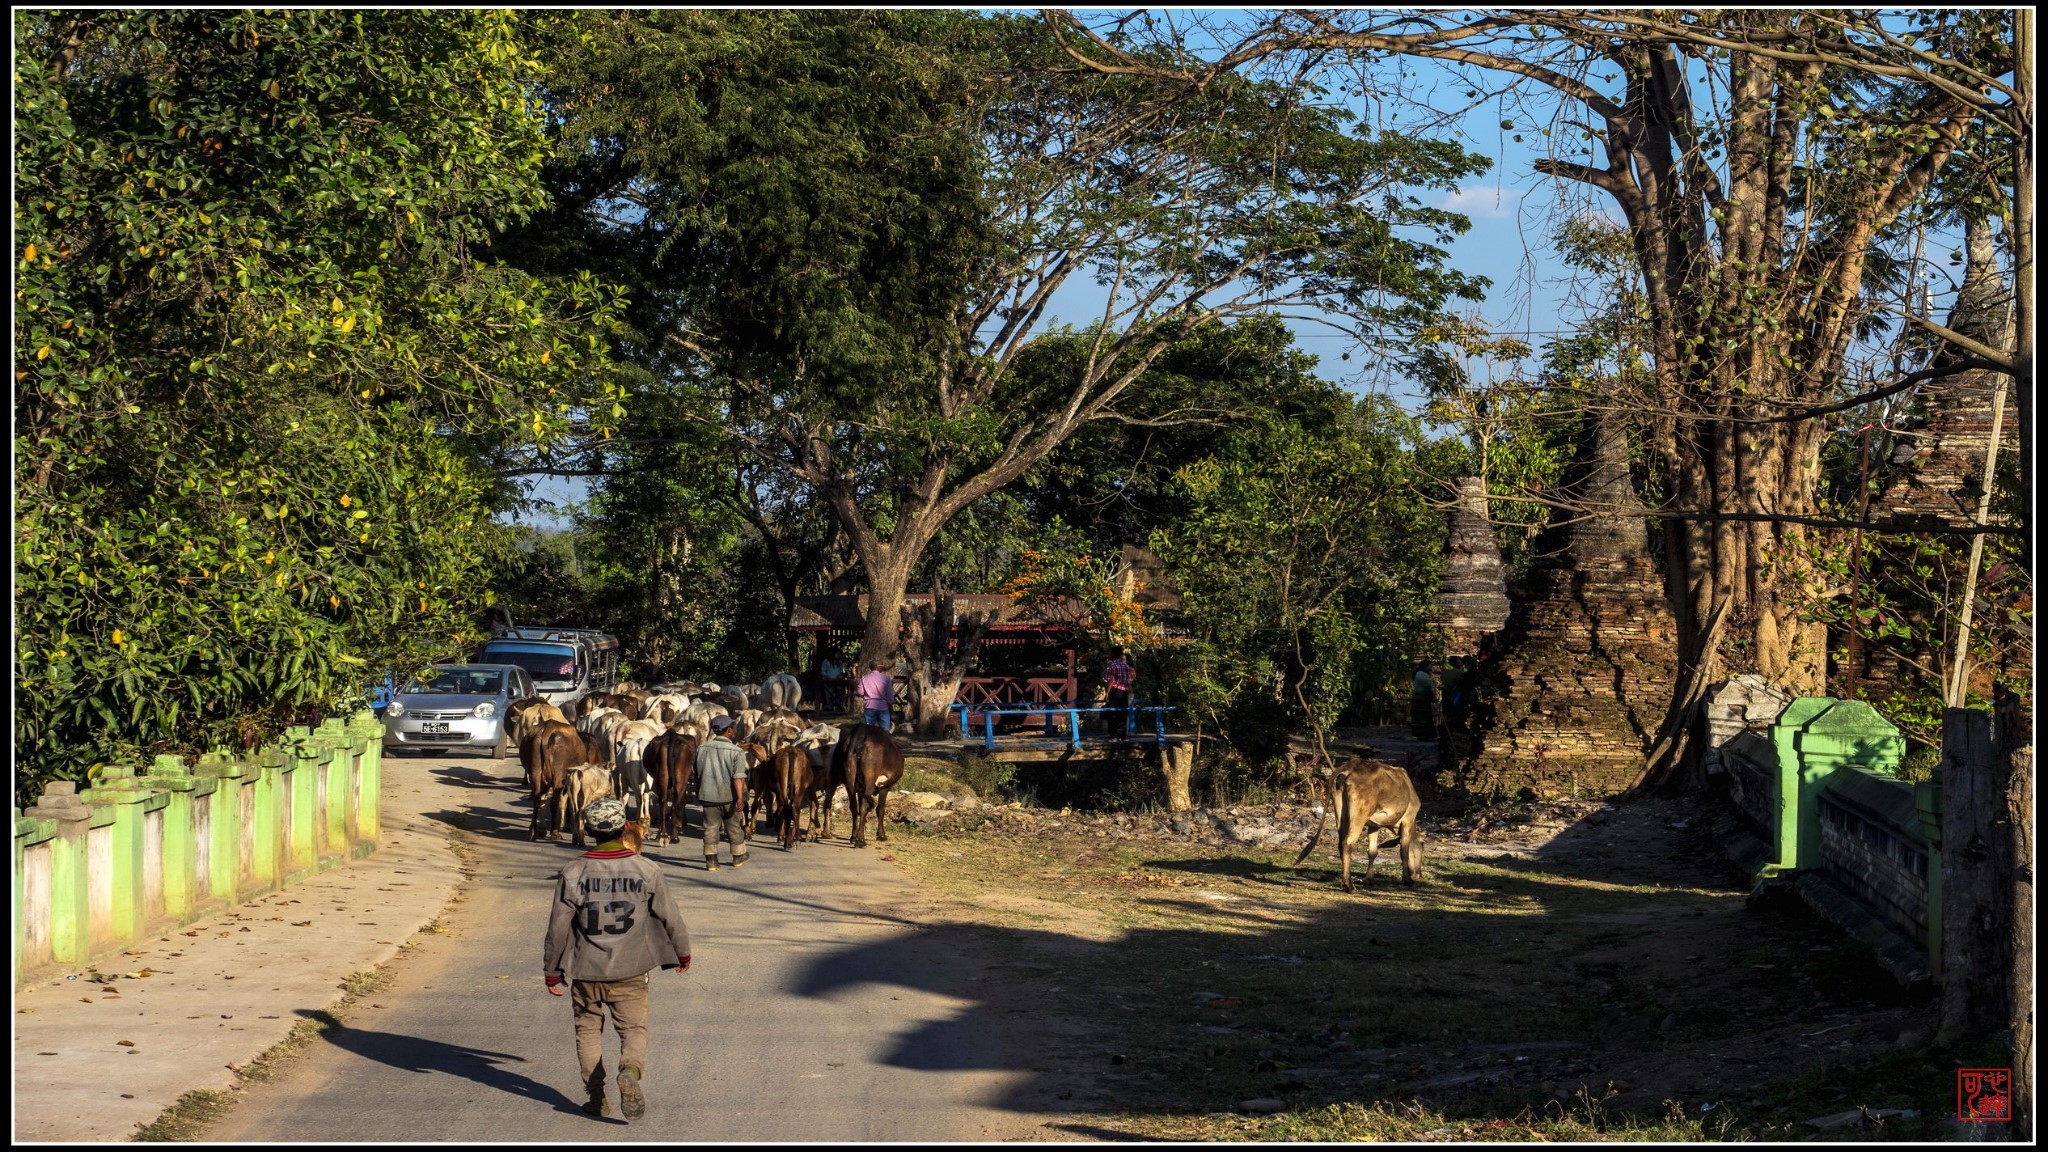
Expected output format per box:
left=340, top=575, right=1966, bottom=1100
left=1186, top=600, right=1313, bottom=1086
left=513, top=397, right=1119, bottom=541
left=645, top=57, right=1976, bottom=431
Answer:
left=1709, top=694, right=1941, bottom=985
left=13, top=713, right=384, bottom=990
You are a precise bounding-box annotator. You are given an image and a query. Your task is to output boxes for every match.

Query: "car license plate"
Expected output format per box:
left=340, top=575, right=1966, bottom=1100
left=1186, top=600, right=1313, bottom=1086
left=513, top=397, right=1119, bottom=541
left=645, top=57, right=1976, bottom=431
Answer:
left=421, top=722, right=450, bottom=734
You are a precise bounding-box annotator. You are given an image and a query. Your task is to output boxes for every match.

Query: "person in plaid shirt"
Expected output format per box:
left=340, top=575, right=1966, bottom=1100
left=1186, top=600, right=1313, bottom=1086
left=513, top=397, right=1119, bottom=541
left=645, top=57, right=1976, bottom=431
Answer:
left=1102, top=651, right=1134, bottom=734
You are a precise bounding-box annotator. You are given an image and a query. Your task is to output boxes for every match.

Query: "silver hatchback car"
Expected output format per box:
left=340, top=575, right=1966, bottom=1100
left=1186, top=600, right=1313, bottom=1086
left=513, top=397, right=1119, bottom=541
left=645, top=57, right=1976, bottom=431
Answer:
left=382, top=664, right=534, bottom=758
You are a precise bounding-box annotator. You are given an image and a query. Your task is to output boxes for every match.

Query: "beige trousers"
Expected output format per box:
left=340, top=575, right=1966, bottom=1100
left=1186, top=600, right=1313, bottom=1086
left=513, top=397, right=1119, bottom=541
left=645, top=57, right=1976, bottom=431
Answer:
left=571, top=973, right=649, bottom=1083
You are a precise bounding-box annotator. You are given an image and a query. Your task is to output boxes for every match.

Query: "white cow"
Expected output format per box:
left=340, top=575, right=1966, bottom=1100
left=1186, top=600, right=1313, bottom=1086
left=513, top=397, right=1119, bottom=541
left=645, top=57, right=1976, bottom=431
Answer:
left=610, top=719, right=663, bottom=822
left=681, top=699, right=730, bottom=729
left=642, top=693, right=691, bottom=728
left=761, top=672, right=804, bottom=712
left=576, top=706, right=621, bottom=745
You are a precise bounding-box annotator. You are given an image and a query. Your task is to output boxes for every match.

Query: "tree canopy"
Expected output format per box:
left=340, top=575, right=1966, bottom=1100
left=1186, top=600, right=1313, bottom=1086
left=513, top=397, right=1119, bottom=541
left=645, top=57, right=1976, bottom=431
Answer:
left=14, top=10, right=627, bottom=788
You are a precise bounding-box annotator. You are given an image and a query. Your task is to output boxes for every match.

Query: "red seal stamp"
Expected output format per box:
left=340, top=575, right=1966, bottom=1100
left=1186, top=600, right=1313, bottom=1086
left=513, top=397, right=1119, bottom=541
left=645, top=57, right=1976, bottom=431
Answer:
left=1956, top=1067, right=2011, bottom=1122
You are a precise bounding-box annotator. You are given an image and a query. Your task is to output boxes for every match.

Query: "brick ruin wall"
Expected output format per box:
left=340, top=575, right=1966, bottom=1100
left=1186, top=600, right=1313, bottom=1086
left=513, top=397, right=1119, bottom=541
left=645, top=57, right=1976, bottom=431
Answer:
left=1466, top=556, right=1677, bottom=796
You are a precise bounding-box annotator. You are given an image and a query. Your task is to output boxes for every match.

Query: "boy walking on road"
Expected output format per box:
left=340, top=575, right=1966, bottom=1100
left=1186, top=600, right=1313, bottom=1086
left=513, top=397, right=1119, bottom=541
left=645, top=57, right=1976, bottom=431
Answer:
left=543, top=798, right=692, bottom=1121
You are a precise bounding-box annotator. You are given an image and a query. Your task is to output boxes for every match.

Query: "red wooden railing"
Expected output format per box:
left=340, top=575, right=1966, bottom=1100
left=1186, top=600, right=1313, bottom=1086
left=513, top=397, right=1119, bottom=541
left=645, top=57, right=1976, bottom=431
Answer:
left=951, top=675, right=1079, bottom=729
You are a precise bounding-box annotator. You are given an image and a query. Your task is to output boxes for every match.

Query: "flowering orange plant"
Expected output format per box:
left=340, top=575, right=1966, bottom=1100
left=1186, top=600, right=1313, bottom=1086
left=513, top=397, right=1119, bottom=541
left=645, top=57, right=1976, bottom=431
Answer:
left=1002, top=546, right=1161, bottom=651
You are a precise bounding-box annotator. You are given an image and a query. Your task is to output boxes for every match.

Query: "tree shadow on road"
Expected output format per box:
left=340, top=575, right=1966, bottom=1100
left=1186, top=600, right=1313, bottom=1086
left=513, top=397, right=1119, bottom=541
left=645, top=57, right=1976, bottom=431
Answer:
left=294, top=1009, right=614, bottom=1123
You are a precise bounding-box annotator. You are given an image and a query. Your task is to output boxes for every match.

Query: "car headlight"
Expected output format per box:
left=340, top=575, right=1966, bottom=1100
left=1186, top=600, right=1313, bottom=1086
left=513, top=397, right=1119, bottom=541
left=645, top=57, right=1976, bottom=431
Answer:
left=387, top=700, right=406, bottom=718
left=474, top=701, right=497, bottom=719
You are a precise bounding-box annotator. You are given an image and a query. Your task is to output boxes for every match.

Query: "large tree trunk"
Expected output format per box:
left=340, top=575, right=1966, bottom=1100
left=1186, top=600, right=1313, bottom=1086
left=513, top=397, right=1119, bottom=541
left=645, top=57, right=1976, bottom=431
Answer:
left=898, top=580, right=993, bottom=737
left=1160, top=741, right=1195, bottom=812
left=857, top=545, right=913, bottom=670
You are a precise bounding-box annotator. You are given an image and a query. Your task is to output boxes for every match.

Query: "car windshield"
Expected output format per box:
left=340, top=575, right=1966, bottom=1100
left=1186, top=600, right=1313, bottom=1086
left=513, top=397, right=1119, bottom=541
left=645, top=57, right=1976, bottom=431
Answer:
left=479, top=643, right=580, bottom=687
left=403, top=669, right=506, bottom=696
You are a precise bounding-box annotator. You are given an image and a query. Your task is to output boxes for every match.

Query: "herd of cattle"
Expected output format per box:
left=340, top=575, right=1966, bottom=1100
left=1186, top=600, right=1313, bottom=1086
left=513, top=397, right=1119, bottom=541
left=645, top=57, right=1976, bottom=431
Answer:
left=501, top=676, right=1428, bottom=893
left=502, top=674, right=906, bottom=855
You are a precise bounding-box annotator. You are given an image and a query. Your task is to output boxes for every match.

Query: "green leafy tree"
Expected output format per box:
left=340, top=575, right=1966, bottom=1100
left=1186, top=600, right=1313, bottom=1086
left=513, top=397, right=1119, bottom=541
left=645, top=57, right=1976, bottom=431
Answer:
left=14, top=11, right=627, bottom=790
left=1153, top=396, right=1446, bottom=771
left=522, top=10, right=1489, bottom=733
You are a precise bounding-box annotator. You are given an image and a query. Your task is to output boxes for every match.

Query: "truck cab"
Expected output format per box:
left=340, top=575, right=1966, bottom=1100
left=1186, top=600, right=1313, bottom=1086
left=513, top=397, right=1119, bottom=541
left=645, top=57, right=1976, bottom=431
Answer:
left=476, top=627, right=620, bottom=712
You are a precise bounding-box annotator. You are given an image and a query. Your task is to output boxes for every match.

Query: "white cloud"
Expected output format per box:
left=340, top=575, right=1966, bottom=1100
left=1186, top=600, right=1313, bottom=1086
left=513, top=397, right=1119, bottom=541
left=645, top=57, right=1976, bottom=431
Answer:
left=1441, top=183, right=1512, bottom=218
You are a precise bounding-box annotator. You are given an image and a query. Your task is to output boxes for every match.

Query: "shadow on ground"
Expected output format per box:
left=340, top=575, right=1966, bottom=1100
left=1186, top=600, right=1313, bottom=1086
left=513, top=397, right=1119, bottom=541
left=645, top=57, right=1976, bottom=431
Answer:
left=294, top=1009, right=612, bottom=1123
left=783, top=791, right=1945, bottom=1140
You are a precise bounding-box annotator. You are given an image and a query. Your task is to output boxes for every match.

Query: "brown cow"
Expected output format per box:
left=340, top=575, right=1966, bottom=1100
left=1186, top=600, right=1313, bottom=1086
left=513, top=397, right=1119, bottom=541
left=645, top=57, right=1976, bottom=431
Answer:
left=520, top=719, right=583, bottom=841
left=739, top=741, right=781, bottom=839
left=508, top=698, right=567, bottom=746
left=766, top=746, right=820, bottom=851
left=829, top=723, right=903, bottom=849
left=1293, top=755, right=1422, bottom=891
left=642, top=730, right=699, bottom=846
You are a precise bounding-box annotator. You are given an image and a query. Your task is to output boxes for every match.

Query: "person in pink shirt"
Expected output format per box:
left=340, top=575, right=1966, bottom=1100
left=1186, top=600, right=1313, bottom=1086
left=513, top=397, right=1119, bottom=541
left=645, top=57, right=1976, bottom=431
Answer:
left=856, top=659, right=895, bottom=732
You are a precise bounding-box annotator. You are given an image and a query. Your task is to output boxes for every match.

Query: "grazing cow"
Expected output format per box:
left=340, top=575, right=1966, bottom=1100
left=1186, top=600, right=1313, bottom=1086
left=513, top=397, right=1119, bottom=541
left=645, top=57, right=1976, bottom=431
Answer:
left=521, top=720, right=584, bottom=840
left=576, top=705, right=620, bottom=736
left=761, top=672, right=804, bottom=712
left=508, top=698, right=568, bottom=746
left=610, top=719, right=663, bottom=822
left=1292, top=755, right=1423, bottom=891
left=738, top=741, right=781, bottom=836
left=643, top=730, right=699, bottom=845
left=581, top=709, right=626, bottom=762
left=750, top=713, right=804, bottom=757
left=732, top=708, right=764, bottom=742
left=788, top=725, right=842, bottom=840
left=830, top=722, right=903, bottom=849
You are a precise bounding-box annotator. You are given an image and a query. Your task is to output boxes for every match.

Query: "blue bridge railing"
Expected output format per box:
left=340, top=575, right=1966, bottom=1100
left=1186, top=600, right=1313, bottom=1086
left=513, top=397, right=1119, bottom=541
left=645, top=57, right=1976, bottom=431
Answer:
left=952, top=701, right=1175, bottom=752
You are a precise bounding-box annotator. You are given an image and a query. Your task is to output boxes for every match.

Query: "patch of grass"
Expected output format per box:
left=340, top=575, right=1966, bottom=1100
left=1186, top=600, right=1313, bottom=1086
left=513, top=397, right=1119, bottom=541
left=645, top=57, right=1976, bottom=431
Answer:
left=1723, top=1031, right=2012, bottom=1142
left=1122, top=1095, right=1736, bottom=1142
left=132, top=1090, right=235, bottom=1142
left=954, top=752, right=1016, bottom=800
left=897, top=754, right=978, bottom=799
left=884, top=808, right=1938, bottom=1142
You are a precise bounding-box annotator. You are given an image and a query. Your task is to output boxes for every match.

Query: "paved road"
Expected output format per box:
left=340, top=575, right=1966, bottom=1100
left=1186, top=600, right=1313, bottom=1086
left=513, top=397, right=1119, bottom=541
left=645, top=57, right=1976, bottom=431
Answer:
left=208, top=750, right=1063, bottom=1141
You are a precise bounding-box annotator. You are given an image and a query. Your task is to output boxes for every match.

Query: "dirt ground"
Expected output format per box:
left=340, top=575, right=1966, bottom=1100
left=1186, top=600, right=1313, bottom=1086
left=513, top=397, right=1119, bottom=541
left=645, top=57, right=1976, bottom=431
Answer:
left=874, top=741, right=1989, bottom=1142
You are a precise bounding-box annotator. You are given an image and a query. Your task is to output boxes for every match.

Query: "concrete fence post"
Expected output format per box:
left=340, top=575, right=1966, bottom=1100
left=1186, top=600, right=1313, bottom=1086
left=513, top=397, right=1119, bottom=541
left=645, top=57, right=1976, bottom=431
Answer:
left=316, top=719, right=352, bottom=866
left=24, top=784, right=93, bottom=966
left=139, top=756, right=200, bottom=924
left=250, top=748, right=286, bottom=895
left=349, top=712, right=384, bottom=847
left=197, top=752, right=245, bottom=905
left=280, top=729, right=320, bottom=884
left=80, top=766, right=154, bottom=947
left=1937, top=708, right=2003, bottom=1046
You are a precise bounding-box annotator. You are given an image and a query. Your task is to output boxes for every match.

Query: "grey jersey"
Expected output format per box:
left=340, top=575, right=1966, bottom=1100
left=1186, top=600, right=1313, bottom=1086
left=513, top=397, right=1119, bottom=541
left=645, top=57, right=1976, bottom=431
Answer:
left=544, top=850, right=691, bottom=983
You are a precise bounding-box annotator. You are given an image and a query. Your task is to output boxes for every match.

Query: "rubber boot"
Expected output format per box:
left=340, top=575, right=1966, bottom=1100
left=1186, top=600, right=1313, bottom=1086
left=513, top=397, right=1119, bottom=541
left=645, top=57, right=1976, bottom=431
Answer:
left=583, top=1068, right=609, bottom=1118
left=618, top=1064, right=646, bottom=1121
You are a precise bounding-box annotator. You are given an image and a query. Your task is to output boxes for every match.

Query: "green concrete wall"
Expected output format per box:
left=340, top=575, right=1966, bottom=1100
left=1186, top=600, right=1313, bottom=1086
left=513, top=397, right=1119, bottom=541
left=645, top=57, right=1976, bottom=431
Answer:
left=13, top=713, right=385, bottom=990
